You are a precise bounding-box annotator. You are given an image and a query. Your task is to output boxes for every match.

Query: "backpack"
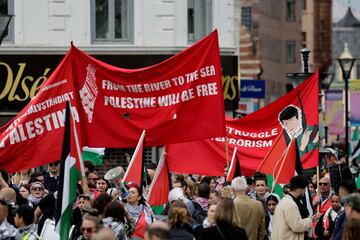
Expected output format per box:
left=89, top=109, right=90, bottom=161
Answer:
left=191, top=201, right=207, bottom=224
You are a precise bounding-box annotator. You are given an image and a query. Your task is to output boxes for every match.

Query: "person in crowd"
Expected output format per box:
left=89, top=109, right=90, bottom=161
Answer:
left=170, top=199, right=202, bottom=239
left=254, top=173, right=270, bottom=202
left=218, top=182, right=234, bottom=199
left=77, top=194, right=92, bottom=216
left=191, top=183, right=210, bottom=225
left=232, top=176, right=265, bottom=240
left=102, top=200, right=135, bottom=240
left=265, top=193, right=280, bottom=240
left=283, top=184, right=290, bottom=196
left=78, top=214, right=103, bottom=240
left=166, top=187, right=194, bottom=215
left=342, top=218, right=360, bottom=240
left=34, top=191, right=57, bottom=235
left=314, top=194, right=343, bottom=240
left=124, top=183, right=153, bottom=239
left=19, top=184, right=31, bottom=200
left=0, top=187, right=18, bottom=226
left=167, top=202, right=194, bottom=240
left=200, top=176, right=216, bottom=190
left=14, top=204, right=39, bottom=240
left=343, top=193, right=360, bottom=220
left=94, top=177, right=110, bottom=199
left=27, top=182, right=46, bottom=209
left=199, top=198, right=248, bottom=240
left=215, top=165, right=229, bottom=191
left=209, top=189, right=219, bottom=203
left=331, top=179, right=357, bottom=240
left=273, top=176, right=320, bottom=240
left=0, top=198, right=17, bottom=239
left=184, top=178, right=196, bottom=200
left=202, top=201, right=217, bottom=228
left=144, top=221, right=171, bottom=240
left=308, top=181, right=316, bottom=199
left=245, top=176, right=256, bottom=200
left=43, top=161, right=60, bottom=193
left=313, top=176, right=333, bottom=215
left=11, top=169, right=33, bottom=188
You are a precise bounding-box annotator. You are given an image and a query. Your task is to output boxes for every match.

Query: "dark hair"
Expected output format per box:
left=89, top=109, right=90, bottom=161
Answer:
left=0, top=169, right=9, bottom=184
left=29, top=172, right=43, bottom=184
left=266, top=195, right=279, bottom=204
left=96, top=177, right=110, bottom=190
left=339, top=179, right=357, bottom=195
left=253, top=172, right=268, bottom=185
left=127, top=183, right=146, bottom=205
left=200, top=176, right=214, bottom=185
left=104, top=201, right=126, bottom=223
left=343, top=193, right=360, bottom=213
left=289, top=176, right=308, bottom=191
left=245, top=176, right=254, bottom=185
left=92, top=193, right=113, bottom=216
left=197, top=183, right=210, bottom=199
left=84, top=160, right=95, bottom=174
left=147, top=227, right=171, bottom=240
left=279, top=106, right=298, bottom=122
left=16, top=205, right=34, bottom=225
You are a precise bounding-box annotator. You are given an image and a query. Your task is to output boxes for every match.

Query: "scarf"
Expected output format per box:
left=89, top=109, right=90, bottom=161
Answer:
left=27, top=194, right=42, bottom=207
left=125, top=203, right=143, bottom=221
left=193, top=197, right=209, bottom=211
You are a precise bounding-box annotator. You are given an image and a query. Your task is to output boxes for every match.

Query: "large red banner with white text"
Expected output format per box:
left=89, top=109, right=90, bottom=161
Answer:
left=167, top=72, right=319, bottom=176
left=0, top=30, right=226, bottom=172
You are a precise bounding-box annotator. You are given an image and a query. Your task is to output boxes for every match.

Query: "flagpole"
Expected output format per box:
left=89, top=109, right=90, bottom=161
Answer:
left=271, top=139, right=293, bottom=193
left=226, top=147, right=237, bottom=181
left=225, top=138, right=230, bottom=168
left=316, top=165, right=320, bottom=212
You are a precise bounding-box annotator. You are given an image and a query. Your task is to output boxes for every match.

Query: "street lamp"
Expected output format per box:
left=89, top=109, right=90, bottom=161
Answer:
left=338, top=57, right=356, bottom=165
left=0, top=14, right=13, bottom=46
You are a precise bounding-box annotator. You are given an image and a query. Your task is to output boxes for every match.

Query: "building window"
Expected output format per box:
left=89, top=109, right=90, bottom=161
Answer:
left=286, top=40, right=296, bottom=63
left=303, top=0, right=306, bottom=10
left=0, top=0, right=14, bottom=44
left=286, top=0, right=296, bottom=21
left=241, top=7, right=252, bottom=31
left=91, top=0, right=133, bottom=43
left=188, top=0, right=212, bottom=43
left=301, top=31, right=306, bottom=48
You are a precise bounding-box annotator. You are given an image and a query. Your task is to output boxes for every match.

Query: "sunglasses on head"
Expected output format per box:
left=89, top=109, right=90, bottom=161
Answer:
left=80, top=227, right=95, bottom=233
left=319, top=182, right=329, bottom=186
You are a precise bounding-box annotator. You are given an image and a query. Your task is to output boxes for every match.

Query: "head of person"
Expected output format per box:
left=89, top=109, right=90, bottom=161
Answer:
left=289, top=176, right=308, bottom=199
left=215, top=198, right=240, bottom=227
left=197, top=182, right=210, bottom=199
left=318, top=176, right=331, bottom=196
left=0, top=199, right=8, bottom=224
left=339, top=179, right=357, bottom=199
left=170, top=200, right=191, bottom=219
left=184, top=178, right=196, bottom=199
left=29, top=171, right=44, bottom=184
left=200, top=176, right=216, bottom=190
left=172, top=178, right=187, bottom=192
left=265, top=194, right=280, bottom=215
left=168, top=203, right=189, bottom=229
left=223, top=164, right=229, bottom=178
left=48, top=161, right=60, bottom=175
left=245, top=176, right=254, bottom=190
left=84, top=160, right=95, bottom=175
left=0, top=187, right=16, bottom=203
left=168, top=187, right=187, bottom=203
left=331, top=194, right=342, bottom=212
left=92, top=193, right=113, bottom=217
left=279, top=105, right=302, bottom=138
left=144, top=221, right=171, bottom=240
left=283, top=184, right=290, bottom=195
left=95, top=177, right=110, bottom=193
left=19, top=184, right=31, bottom=199
left=78, top=195, right=92, bottom=214
left=127, top=183, right=145, bottom=206
left=86, top=172, right=98, bottom=189
left=209, top=189, right=219, bottom=202
left=231, top=176, right=248, bottom=194
left=207, top=201, right=217, bottom=225
left=81, top=214, right=103, bottom=240
left=254, top=177, right=268, bottom=197
left=323, top=147, right=338, bottom=165
left=342, top=218, right=360, bottom=240
left=343, top=193, right=360, bottom=219
left=104, top=201, right=126, bottom=223
left=14, top=204, right=34, bottom=228
left=30, top=182, right=46, bottom=199
left=307, top=181, right=315, bottom=194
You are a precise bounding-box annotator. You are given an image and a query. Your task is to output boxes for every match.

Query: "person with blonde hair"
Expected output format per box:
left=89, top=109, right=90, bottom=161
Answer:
left=11, top=169, right=33, bottom=187
left=199, top=198, right=247, bottom=240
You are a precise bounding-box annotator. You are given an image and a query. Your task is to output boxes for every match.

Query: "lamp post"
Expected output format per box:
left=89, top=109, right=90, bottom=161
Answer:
left=338, top=58, right=356, bottom=166
left=0, top=14, right=13, bottom=46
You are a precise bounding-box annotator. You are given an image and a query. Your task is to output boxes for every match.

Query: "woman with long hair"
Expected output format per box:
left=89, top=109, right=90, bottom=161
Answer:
left=12, top=169, right=33, bottom=187
left=124, top=183, right=153, bottom=239
left=199, top=198, right=248, bottom=240
left=168, top=201, right=194, bottom=240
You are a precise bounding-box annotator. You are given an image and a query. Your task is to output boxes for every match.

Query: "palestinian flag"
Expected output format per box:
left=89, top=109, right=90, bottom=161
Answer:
left=123, top=130, right=146, bottom=186
left=55, top=102, right=79, bottom=240
left=226, top=147, right=241, bottom=181
left=148, top=151, right=171, bottom=214
left=82, top=147, right=105, bottom=165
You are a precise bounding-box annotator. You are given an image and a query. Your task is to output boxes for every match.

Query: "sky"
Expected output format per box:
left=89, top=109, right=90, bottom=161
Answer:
left=333, top=0, right=360, bottom=22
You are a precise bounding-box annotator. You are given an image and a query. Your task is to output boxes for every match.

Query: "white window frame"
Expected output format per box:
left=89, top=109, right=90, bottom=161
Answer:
left=0, top=0, right=14, bottom=44
left=187, top=0, right=212, bottom=43
left=91, top=0, right=133, bottom=43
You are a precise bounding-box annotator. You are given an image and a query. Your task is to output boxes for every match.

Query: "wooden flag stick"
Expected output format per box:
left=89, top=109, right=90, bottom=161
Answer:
left=225, top=138, right=230, bottom=168
left=316, top=165, right=320, bottom=212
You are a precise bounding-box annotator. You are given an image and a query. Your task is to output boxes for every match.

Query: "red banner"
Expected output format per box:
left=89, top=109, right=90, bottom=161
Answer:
left=167, top=72, right=319, bottom=176
left=0, top=30, right=226, bottom=172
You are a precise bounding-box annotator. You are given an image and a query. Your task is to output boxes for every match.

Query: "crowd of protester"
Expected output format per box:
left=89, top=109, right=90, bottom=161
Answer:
left=0, top=147, right=359, bottom=240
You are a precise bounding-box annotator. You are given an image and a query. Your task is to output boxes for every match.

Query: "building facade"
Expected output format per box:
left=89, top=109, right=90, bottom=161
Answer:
left=0, top=0, right=240, bottom=169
